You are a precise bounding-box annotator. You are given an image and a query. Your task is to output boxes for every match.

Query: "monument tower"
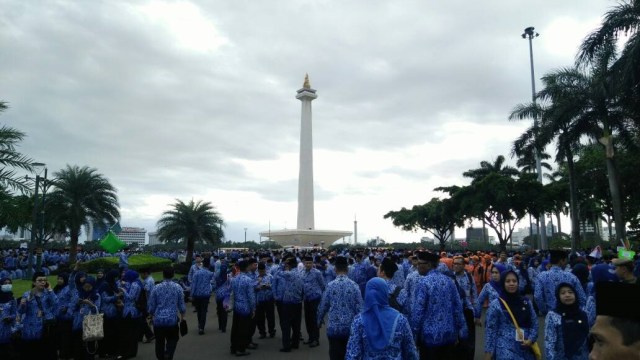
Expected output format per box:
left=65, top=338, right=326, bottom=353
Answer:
left=260, top=75, right=351, bottom=246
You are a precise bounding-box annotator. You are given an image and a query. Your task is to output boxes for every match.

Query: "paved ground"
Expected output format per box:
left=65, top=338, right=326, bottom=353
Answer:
left=137, top=305, right=547, bottom=360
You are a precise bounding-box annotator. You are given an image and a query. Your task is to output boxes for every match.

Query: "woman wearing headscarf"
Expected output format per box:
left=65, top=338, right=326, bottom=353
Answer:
left=584, top=263, right=617, bottom=326
left=571, top=264, right=589, bottom=295
left=215, top=260, right=231, bottom=333
left=484, top=270, right=538, bottom=360
left=98, top=269, right=121, bottom=359
left=345, top=277, right=417, bottom=360
left=544, top=283, right=591, bottom=360
left=0, top=277, right=17, bottom=359
left=54, top=273, right=74, bottom=360
left=70, top=275, right=101, bottom=360
left=117, top=270, right=143, bottom=360
left=474, top=263, right=506, bottom=325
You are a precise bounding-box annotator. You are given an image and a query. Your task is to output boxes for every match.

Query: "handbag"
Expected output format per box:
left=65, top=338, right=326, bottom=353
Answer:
left=179, top=319, right=188, bottom=337
left=82, top=305, right=104, bottom=342
left=499, top=298, right=542, bottom=360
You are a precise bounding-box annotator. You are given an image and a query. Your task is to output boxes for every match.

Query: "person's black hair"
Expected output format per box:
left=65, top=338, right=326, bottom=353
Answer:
left=163, top=267, right=175, bottom=279
left=32, top=271, right=46, bottom=282
left=258, top=263, right=266, bottom=270
left=335, top=262, right=348, bottom=273
left=550, top=250, right=568, bottom=265
left=610, top=317, right=640, bottom=346
left=380, top=258, right=397, bottom=277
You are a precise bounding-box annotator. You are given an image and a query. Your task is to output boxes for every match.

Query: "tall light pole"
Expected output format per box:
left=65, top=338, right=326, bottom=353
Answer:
left=522, top=26, right=548, bottom=250
left=26, top=162, right=46, bottom=278
left=244, top=227, right=247, bottom=244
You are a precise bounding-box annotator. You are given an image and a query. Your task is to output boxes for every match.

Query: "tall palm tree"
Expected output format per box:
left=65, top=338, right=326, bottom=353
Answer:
left=47, top=165, right=120, bottom=263
left=0, top=102, right=35, bottom=192
left=462, top=155, right=519, bottom=183
left=156, top=199, right=224, bottom=264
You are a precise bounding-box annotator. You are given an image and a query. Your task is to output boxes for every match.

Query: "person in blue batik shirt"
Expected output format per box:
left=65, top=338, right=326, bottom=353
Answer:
left=255, top=262, right=276, bottom=339
left=475, top=263, right=506, bottom=323
left=484, top=270, right=538, bottom=360
left=277, top=257, right=304, bottom=353
left=349, top=253, right=370, bottom=298
left=411, top=251, right=467, bottom=359
left=0, top=277, right=17, bottom=359
left=17, top=271, right=58, bottom=359
left=98, top=270, right=121, bottom=359
left=345, top=277, right=418, bottom=360
left=118, top=270, right=143, bottom=359
left=214, top=259, right=231, bottom=333
left=53, top=272, right=74, bottom=360
left=190, top=258, right=215, bottom=335
left=317, top=256, right=363, bottom=360
left=148, top=267, right=186, bottom=360
left=544, top=283, right=591, bottom=360
left=70, top=275, right=101, bottom=360
left=230, top=260, right=257, bottom=356
left=534, top=250, right=586, bottom=315
left=302, top=256, right=325, bottom=348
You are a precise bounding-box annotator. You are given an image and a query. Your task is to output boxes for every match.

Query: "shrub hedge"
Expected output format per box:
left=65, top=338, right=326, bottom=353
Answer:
left=78, top=254, right=172, bottom=273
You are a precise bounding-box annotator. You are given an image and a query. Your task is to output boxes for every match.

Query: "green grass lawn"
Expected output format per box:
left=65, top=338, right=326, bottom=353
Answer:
left=10, top=271, right=165, bottom=297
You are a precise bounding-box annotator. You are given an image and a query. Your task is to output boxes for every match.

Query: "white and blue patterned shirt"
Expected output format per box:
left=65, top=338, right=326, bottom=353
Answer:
left=302, top=268, right=325, bottom=301
left=317, top=274, right=362, bottom=339
left=534, top=266, right=586, bottom=315
left=148, top=279, right=186, bottom=327
left=231, top=272, right=256, bottom=316
left=345, top=313, right=418, bottom=360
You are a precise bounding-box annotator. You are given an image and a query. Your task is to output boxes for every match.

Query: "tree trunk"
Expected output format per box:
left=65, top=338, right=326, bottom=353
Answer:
left=185, top=238, right=194, bottom=264
left=69, top=229, right=80, bottom=264
left=565, top=148, right=581, bottom=251
left=556, top=211, right=562, bottom=234
left=604, top=156, right=626, bottom=246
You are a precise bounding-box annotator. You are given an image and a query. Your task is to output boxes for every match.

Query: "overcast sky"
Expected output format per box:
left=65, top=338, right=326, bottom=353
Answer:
left=0, top=0, right=613, bottom=245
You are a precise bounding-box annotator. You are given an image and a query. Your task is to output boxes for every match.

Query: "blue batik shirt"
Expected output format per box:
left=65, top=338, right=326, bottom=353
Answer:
left=190, top=268, right=214, bottom=299
left=534, top=266, right=586, bottom=315
left=484, top=298, right=538, bottom=360
left=345, top=313, right=418, bottom=360
left=317, top=274, right=363, bottom=339
left=454, top=271, right=477, bottom=311
left=55, top=286, right=74, bottom=321
left=231, top=272, right=256, bottom=316
left=399, top=271, right=423, bottom=316
left=122, top=280, right=142, bottom=318
left=0, top=297, right=17, bottom=344
left=544, top=308, right=592, bottom=360
left=280, top=269, right=304, bottom=304
left=255, top=273, right=274, bottom=303
left=475, top=283, right=501, bottom=318
left=411, top=270, right=468, bottom=347
left=349, top=262, right=369, bottom=297
left=302, top=267, right=325, bottom=301
left=391, top=266, right=405, bottom=289
left=18, top=290, right=58, bottom=340
left=70, top=291, right=101, bottom=331
left=148, top=279, right=186, bottom=327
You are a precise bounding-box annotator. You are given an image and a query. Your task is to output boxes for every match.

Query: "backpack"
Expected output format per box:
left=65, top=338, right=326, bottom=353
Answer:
left=389, top=286, right=402, bottom=311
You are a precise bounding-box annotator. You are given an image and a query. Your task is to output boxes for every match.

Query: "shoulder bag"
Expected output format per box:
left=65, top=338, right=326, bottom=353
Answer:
left=498, top=298, right=542, bottom=360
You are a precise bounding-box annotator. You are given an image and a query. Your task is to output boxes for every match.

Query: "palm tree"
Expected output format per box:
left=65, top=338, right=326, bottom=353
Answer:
left=0, top=101, right=35, bottom=192
left=47, top=165, right=120, bottom=263
left=156, top=199, right=224, bottom=264
left=463, top=155, right=519, bottom=182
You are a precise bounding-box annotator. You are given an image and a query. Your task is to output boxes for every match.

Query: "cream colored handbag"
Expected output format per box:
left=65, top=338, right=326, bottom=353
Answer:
left=82, top=305, right=104, bottom=342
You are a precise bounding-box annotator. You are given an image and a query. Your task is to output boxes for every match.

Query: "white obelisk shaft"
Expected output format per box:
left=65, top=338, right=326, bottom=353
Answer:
left=296, top=75, right=317, bottom=230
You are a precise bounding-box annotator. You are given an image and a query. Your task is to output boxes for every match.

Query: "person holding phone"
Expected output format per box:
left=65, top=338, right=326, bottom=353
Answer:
left=17, top=271, right=58, bottom=359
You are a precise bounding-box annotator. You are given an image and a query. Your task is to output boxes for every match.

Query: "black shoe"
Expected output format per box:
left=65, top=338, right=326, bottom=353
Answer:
left=279, top=348, right=291, bottom=353
left=309, top=340, right=319, bottom=348
left=198, top=329, right=204, bottom=335
left=235, top=351, right=250, bottom=357
left=258, top=334, right=266, bottom=339
left=247, top=343, right=258, bottom=350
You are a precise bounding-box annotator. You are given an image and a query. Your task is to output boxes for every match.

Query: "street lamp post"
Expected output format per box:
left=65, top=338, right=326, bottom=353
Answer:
left=26, top=163, right=46, bottom=279
left=522, top=26, right=548, bottom=250
left=244, top=227, right=247, bottom=244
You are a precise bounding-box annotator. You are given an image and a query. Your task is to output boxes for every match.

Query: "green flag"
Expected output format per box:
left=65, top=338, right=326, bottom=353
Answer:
left=100, top=230, right=126, bottom=254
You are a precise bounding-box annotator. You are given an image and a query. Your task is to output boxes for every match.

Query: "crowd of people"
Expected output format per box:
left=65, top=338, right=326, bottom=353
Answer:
left=0, top=245, right=639, bottom=360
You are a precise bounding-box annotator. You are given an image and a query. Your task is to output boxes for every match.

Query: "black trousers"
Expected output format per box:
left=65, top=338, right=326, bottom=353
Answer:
left=192, top=297, right=210, bottom=331
left=154, top=325, right=179, bottom=360
left=216, top=298, right=228, bottom=331
left=419, top=343, right=457, bottom=360
left=255, top=300, right=276, bottom=336
left=279, top=302, right=302, bottom=350
left=56, top=319, right=73, bottom=359
left=118, top=317, right=139, bottom=358
left=328, top=336, right=349, bottom=360
left=455, top=308, right=476, bottom=360
left=19, top=339, right=46, bottom=360
left=99, top=317, right=119, bottom=357
left=71, top=330, right=97, bottom=360
left=230, top=312, right=252, bottom=353
left=304, top=299, right=320, bottom=342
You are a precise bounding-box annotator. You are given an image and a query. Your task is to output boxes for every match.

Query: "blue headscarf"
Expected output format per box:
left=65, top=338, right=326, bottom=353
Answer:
left=490, top=263, right=507, bottom=293
left=361, top=277, right=400, bottom=351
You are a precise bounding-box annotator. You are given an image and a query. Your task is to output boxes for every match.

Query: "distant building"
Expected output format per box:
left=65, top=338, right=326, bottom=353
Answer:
left=118, top=227, right=146, bottom=247
left=148, top=231, right=161, bottom=246
left=466, top=227, right=488, bottom=243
